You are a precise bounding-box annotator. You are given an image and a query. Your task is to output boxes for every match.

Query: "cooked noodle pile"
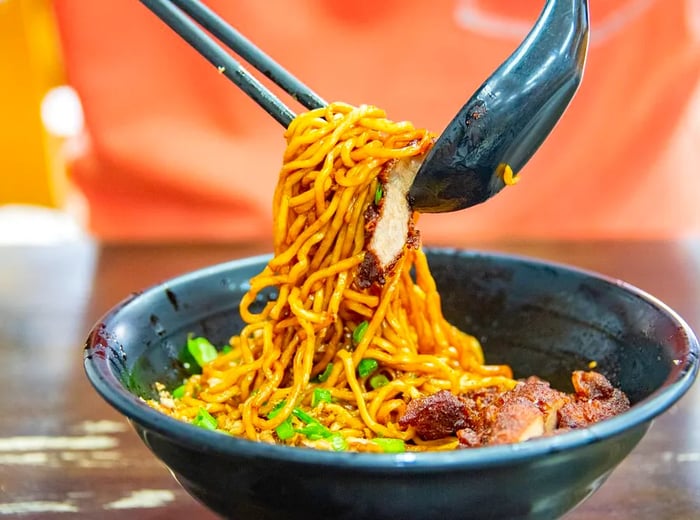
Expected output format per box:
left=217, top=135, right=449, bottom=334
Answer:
left=151, top=103, right=516, bottom=452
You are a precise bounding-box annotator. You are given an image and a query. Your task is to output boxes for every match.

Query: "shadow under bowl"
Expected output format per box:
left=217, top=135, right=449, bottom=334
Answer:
left=84, top=249, right=699, bottom=520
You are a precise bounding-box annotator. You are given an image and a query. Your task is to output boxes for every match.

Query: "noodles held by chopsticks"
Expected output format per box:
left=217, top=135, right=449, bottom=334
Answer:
left=150, top=103, right=515, bottom=451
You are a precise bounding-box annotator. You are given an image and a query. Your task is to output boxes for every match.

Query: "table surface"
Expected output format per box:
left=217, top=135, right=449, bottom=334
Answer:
left=1, top=239, right=698, bottom=519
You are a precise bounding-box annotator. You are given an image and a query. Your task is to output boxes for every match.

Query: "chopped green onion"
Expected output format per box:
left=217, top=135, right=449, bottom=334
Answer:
left=268, top=403, right=339, bottom=442
left=353, top=321, right=369, bottom=346
left=372, top=438, right=405, bottom=453
left=187, top=335, right=218, bottom=368
left=192, top=408, right=218, bottom=431
left=267, top=401, right=295, bottom=440
left=171, top=384, right=186, bottom=398
left=292, top=408, right=316, bottom=424
left=369, top=374, right=389, bottom=389
left=329, top=433, right=348, bottom=451
left=292, top=408, right=333, bottom=440
left=312, top=388, right=332, bottom=407
left=295, top=422, right=329, bottom=440
left=317, top=363, right=334, bottom=382
left=275, top=418, right=295, bottom=440
left=221, top=344, right=232, bottom=354
left=357, top=358, right=379, bottom=378
left=374, top=183, right=384, bottom=205
left=267, top=400, right=286, bottom=419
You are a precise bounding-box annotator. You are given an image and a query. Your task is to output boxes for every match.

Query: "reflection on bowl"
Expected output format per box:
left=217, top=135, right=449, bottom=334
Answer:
left=84, top=250, right=698, bottom=520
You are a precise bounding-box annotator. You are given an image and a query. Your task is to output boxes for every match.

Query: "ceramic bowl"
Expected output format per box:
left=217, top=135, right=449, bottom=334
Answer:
left=84, top=250, right=699, bottom=520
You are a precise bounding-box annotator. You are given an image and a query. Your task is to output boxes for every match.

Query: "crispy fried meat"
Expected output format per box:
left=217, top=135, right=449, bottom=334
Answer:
left=398, top=371, right=629, bottom=447
left=558, top=371, right=630, bottom=429
left=398, top=390, right=469, bottom=440
left=357, top=154, right=425, bottom=288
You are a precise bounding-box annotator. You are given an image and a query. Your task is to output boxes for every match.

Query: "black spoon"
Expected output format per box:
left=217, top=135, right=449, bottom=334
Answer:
left=409, top=0, right=590, bottom=213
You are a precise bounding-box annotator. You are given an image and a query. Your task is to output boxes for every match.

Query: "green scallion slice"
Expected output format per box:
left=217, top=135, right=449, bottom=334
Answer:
left=292, top=408, right=333, bottom=440
left=352, top=321, right=369, bottom=346
left=369, top=374, right=389, bottom=389
left=292, top=408, right=316, bottom=424
left=275, top=418, right=295, bottom=440
left=267, top=401, right=295, bottom=440
left=317, top=363, right=334, bottom=382
left=372, top=438, right=406, bottom=453
left=171, top=384, right=186, bottom=398
left=267, top=400, right=286, bottom=419
left=357, top=358, right=379, bottom=378
left=192, top=408, right=217, bottom=431
left=312, top=388, right=332, bottom=407
left=375, top=183, right=384, bottom=205
left=187, top=335, right=218, bottom=368
left=295, top=422, right=329, bottom=440
left=329, top=433, right=348, bottom=451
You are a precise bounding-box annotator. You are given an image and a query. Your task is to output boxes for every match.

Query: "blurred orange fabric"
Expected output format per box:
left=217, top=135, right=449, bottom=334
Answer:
left=52, top=0, right=700, bottom=243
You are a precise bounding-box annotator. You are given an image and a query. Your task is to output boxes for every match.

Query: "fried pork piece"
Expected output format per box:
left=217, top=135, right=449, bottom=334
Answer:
left=398, top=372, right=629, bottom=447
left=508, top=376, right=571, bottom=431
left=461, top=387, right=502, bottom=433
left=357, top=155, right=424, bottom=288
left=558, top=371, right=630, bottom=429
left=456, top=427, right=481, bottom=447
left=488, top=397, right=545, bottom=444
left=398, top=390, right=468, bottom=440
left=572, top=370, right=616, bottom=399
left=487, top=377, right=570, bottom=445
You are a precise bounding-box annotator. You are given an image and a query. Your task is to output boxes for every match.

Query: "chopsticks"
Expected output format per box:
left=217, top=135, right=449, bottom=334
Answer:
left=139, top=0, right=327, bottom=127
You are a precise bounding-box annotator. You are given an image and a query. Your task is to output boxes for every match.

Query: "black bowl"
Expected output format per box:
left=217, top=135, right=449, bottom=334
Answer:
left=84, top=250, right=698, bottom=520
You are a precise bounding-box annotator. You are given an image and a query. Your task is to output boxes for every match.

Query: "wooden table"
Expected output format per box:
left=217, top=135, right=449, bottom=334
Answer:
left=1, top=239, right=698, bottom=519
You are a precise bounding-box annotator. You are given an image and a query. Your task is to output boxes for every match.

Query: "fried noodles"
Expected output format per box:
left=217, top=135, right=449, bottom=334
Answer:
left=150, top=103, right=517, bottom=452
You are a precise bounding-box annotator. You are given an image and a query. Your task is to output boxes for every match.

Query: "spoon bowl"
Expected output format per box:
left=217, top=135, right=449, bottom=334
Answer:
left=410, top=0, right=590, bottom=212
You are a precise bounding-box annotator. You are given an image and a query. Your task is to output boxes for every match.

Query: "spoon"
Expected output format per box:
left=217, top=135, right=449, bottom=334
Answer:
left=409, top=0, right=590, bottom=213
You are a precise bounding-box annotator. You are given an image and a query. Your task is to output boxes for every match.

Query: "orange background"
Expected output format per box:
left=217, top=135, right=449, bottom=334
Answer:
left=0, top=0, right=68, bottom=208
left=51, top=0, right=700, bottom=243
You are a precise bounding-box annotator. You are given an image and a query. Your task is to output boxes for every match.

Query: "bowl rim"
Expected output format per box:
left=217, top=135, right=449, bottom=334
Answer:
left=84, top=249, right=700, bottom=471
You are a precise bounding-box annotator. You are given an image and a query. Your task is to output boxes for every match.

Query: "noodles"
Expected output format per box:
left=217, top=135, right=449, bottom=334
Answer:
left=150, top=102, right=516, bottom=452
